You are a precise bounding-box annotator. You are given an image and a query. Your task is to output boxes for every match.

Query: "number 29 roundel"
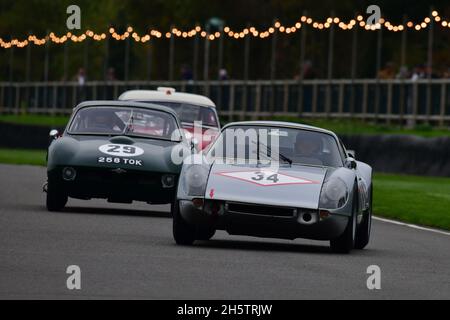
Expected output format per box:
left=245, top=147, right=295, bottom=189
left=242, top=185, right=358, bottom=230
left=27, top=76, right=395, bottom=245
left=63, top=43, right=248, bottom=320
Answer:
left=98, top=144, right=144, bottom=157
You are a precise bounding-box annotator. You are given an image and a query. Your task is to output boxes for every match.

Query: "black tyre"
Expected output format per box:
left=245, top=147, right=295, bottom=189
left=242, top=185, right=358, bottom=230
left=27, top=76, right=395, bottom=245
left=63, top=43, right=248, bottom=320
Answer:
left=355, top=186, right=372, bottom=250
left=172, top=201, right=196, bottom=245
left=196, top=228, right=216, bottom=241
left=46, top=180, right=68, bottom=212
left=330, top=191, right=357, bottom=254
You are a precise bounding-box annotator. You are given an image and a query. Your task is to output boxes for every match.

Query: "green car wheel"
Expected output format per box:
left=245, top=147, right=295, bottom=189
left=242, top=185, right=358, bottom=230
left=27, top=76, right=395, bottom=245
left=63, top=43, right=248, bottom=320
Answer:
left=46, top=181, right=68, bottom=212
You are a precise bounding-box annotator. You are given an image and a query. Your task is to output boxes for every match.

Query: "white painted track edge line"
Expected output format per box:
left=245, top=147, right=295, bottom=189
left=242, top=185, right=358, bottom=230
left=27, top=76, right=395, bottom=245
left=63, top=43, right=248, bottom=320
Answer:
left=373, top=216, right=450, bottom=236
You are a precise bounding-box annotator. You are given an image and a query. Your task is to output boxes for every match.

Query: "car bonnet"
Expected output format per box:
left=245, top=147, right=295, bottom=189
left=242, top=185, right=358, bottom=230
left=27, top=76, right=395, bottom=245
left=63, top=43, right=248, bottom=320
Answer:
left=205, top=162, right=328, bottom=209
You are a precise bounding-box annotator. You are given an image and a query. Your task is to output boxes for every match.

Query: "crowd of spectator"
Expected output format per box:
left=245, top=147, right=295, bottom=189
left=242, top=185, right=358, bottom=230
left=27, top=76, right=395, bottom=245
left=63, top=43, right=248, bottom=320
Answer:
left=378, top=62, right=450, bottom=80
left=72, top=61, right=450, bottom=84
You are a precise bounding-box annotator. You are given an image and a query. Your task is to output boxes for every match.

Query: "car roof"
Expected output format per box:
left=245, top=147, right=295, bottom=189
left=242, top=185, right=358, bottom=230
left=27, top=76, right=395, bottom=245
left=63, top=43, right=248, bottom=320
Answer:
left=222, top=121, right=339, bottom=139
left=75, top=100, right=176, bottom=114
left=118, top=90, right=216, bottom=108
left=73, top=100, right=181, bottom=120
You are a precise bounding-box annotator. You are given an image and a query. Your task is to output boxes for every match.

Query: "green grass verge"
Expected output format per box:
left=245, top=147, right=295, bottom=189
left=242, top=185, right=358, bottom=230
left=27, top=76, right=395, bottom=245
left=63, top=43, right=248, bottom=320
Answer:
left=0, top=114, right=69, bottom=127
left=373, top=174, right=450, bottom=231
left=0, top=148, right=47, bottom=166
left=270, top=116, right=450, bottom=138
left=0, top=148, right=448, bottom=231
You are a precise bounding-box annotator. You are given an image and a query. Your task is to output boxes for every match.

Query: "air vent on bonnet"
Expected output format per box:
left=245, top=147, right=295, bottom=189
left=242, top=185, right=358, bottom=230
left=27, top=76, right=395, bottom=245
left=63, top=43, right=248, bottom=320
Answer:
left=109, top=136, right=135, bottom=145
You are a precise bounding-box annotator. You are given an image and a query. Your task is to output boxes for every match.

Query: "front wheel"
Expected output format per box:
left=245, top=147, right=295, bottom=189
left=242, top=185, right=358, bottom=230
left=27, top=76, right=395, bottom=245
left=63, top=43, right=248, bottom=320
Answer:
left=172, top=201, right=196, bottom=245
left=330, top=192, right=357, bottom=254
left=355, top=186, right=372, bottom=250
left=46, top=180, right=68, bottom=212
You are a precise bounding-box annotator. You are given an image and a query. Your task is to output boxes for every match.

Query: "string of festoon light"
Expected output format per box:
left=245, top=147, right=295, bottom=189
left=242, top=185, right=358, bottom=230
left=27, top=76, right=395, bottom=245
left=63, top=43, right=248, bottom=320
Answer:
left=0, top=10, right=447, bottom=49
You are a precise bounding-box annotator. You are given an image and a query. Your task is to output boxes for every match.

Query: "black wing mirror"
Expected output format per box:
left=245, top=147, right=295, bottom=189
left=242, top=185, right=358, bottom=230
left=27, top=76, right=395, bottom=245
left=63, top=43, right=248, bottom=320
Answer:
left=347, top=150, right=356, bottom=159
left=345, top=157, right=357, bottom=169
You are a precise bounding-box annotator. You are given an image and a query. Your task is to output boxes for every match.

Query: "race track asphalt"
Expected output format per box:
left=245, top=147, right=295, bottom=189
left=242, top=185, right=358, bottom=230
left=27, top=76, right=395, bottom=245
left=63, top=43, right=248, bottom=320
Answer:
left=0, top=164, right=449, bottom=299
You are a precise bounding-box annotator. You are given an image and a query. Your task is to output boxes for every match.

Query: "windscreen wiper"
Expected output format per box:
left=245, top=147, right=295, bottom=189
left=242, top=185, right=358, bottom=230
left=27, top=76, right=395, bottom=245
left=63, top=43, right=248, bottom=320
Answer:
left=252, top=140, right=293, bottom=165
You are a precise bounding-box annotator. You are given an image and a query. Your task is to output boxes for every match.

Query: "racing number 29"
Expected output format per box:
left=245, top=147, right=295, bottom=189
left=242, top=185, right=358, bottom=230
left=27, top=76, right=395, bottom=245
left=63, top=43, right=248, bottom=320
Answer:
left=107, top=145, right=136, bottom=155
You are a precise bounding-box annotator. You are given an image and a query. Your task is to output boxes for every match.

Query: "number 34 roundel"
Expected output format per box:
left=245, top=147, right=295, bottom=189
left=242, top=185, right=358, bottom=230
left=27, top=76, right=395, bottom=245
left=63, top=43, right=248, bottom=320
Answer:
left=216, top=170, right=319, bottom=187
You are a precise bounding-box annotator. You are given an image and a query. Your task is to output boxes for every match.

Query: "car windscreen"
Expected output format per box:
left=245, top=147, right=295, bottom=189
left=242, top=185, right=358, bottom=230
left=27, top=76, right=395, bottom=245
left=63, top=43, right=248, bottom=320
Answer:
left=150, top=102, right=218, bottom=128
left=208, top=125, right=343, bottom=168
left=68, top=106, right=181, bottom=141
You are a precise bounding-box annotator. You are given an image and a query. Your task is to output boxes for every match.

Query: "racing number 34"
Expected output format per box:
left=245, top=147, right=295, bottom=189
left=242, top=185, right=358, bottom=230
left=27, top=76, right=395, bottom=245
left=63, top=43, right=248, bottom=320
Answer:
left=252, top=172, right=279, bottom=183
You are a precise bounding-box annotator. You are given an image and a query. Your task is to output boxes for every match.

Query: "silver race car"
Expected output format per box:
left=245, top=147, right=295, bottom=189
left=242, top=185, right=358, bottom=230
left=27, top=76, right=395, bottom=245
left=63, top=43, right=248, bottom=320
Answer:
left=173, top=121, right=373, bottom=253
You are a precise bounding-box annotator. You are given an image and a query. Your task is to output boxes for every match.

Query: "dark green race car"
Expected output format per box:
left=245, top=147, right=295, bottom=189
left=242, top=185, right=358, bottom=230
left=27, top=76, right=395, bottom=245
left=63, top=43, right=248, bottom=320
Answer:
left=45, top=101, right=190, bottom=211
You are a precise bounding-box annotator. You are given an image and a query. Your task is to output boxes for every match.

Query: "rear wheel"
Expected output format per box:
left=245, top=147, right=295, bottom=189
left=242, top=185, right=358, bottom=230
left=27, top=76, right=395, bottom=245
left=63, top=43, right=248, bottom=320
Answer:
left=355, top=186, right=372, bottom=250
left=172, top=201, right=196, bottom=245
left=330, top=191, right=357, bottom=254
left=46, top=180, right=68, bottom=212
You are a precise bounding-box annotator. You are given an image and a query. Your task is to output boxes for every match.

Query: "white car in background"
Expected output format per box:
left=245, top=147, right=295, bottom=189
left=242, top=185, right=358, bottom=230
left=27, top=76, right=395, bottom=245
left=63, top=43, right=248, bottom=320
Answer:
left=119, top=88, right=220, bottom=150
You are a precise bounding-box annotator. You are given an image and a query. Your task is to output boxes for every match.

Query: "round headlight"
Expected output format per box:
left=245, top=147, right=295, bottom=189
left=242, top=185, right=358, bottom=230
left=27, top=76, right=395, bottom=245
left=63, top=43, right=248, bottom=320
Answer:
left=183, top=165, right=209, bottom=196
left=62, top=167, right=76, bottom=181
left=319, top=178, right=349, bottom=209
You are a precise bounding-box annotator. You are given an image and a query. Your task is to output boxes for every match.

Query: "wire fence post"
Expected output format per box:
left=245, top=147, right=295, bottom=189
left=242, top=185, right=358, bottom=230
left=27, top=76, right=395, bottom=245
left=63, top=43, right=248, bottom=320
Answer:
left=103, top=30, right=109, bottom=80
left=350, top=20, right=358, bottom=119
left=193, top=24, right=200, bottom=81
left=8, top=40, right=14, bottom=111
left=203, top=27, right=211, bottom=96
left=25, top=31, right=31, bottom=111
left=426, top=8, right=434, bottom=123
left=124, top=34, right=130, bottom=82
left=64, top=38, right=69, bottom=81
left=374, top=23, right=383, bottom=123
left=43, top=31, right=50, bottom=110
left=242, top=23, right=251, bottom=121
left=297, top=11, right=307, bottom=118
left=326, top=11, right=335, bottom=118
left=217, top=25, right=225, bottom=113
left=44, top=31, right=50, bottom=82
left=8, top=40, right=14, bottom=83
left=399, top=15, right=407, bottom=127
left=63, top=39, right=69, bottom=108
left=270, top=19, right=278, bottom=116
left=25, top=32, right=31, bottom=83
left=218, top=27, right=224, bottom=77
left=83, top=35, right=89, bottom=78
left=169, top=25, right=175, bottom=81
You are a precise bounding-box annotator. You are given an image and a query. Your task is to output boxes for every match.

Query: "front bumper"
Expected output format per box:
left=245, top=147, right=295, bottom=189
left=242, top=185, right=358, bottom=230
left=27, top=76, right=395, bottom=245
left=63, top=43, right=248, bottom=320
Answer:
left=179, top=200, right=349, bottom=241
left=48, top=166, right=177, bottom=204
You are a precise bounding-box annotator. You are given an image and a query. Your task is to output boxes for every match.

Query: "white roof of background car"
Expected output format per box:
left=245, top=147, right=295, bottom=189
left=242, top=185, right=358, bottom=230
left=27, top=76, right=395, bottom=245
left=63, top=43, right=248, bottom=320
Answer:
left=119, top=88, right=216, bottom=108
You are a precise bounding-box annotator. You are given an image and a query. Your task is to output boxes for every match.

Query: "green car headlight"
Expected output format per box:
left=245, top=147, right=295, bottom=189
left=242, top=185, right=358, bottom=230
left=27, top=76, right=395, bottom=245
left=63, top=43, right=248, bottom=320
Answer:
left=319, top=177, right=349, bottom=209
left=183, top=165, right=209, bottom=197
left=62, top=167, right=77, bottom=181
